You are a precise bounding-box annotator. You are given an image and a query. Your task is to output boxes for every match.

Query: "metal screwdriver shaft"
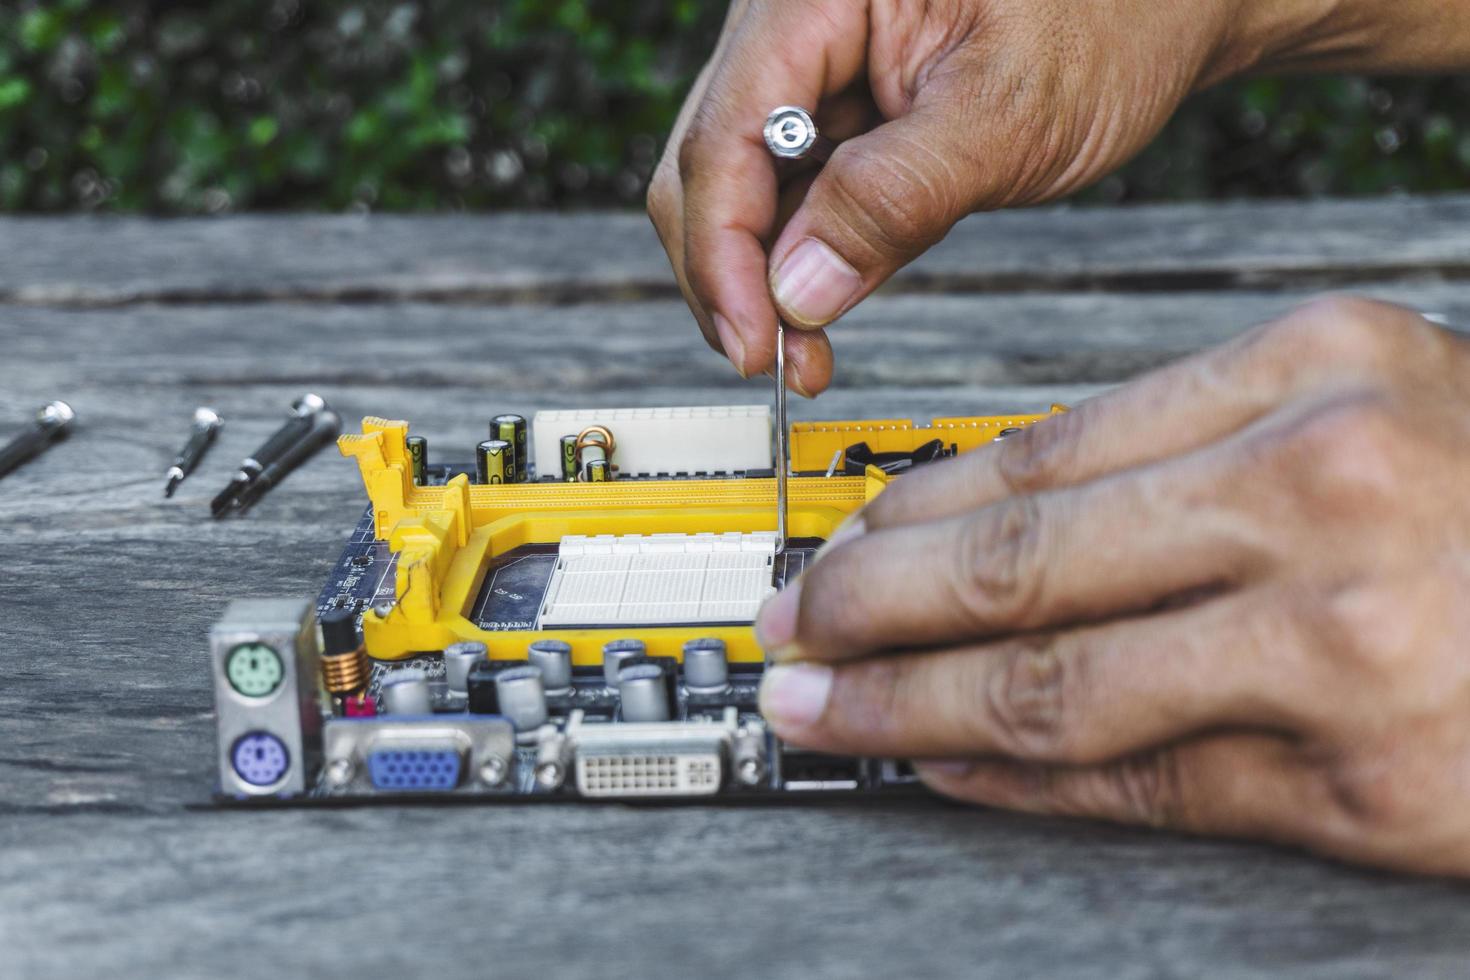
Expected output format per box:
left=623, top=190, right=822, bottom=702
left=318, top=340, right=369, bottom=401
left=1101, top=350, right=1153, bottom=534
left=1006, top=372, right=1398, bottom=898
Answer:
left=0, top=401, right=75, bottom=480
left=164, top=407, right=224, bottom=498
left=210, top=393, right=327, bottom=517
left=773, top=321, right=789, bottom=556
left=233, top=407, right=343, bottom=513
left=763, top=105, right=834, bottom=555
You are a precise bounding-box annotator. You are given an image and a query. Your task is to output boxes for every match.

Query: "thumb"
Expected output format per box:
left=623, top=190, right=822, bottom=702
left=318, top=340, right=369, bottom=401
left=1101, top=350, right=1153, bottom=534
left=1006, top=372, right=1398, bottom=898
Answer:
left=767, top=105, right=988, bottom=329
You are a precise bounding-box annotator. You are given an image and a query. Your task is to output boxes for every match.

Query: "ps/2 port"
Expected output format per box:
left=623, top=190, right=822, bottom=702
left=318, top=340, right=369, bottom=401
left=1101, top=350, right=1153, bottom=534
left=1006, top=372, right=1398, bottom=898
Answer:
left=231, top=731, right=291, bottom=787
left=225, top=642, right=284, bottom=698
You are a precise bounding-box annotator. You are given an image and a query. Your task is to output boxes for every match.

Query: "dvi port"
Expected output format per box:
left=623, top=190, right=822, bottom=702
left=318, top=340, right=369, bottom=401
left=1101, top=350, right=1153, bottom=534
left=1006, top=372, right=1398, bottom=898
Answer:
left=576, top=751, right=722, bottom=798
left=568, top=713, right=734, bottom=799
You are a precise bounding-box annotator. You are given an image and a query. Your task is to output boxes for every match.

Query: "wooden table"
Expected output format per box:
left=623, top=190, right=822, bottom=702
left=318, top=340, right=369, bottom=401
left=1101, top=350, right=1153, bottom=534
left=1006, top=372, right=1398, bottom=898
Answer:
left=3, top=199, right=1470, bottom=978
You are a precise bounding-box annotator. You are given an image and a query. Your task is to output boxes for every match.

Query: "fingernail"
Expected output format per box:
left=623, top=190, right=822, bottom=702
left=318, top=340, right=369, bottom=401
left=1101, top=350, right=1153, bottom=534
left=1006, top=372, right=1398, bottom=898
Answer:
left=755, top=579, right=801, bottom=651
left=771, top=238, right=861, bottom=327
left=759, top=662, right=833, bottom=730
left=914, top=760, right=975, bottom=780
left=713, top=313, right=748, bottom=377
left=815, top=515, right=865, bottom=561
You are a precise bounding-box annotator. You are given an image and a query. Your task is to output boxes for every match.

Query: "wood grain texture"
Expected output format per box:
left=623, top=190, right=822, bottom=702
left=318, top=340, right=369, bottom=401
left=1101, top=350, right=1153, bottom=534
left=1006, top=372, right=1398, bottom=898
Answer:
left=0, top=194, right=1467, bottom=306
left=3, top=209, right=1470, bottom=979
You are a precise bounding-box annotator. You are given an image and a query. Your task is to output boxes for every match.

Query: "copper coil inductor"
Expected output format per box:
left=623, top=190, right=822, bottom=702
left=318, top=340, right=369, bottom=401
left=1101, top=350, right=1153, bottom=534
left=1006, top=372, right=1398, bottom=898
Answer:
left=319, top=607, right=369, bottom=694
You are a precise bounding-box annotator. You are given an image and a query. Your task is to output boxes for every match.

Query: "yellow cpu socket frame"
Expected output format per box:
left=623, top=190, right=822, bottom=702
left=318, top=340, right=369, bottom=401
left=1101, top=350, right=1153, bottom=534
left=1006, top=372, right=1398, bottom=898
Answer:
left=338, top=409, right=1064, bottom=667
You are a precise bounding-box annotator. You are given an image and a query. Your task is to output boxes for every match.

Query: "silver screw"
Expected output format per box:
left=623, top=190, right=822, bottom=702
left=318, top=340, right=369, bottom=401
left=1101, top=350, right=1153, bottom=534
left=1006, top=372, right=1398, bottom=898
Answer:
left=534, top=760, right=565, bottom=790
left=763, top=105, right=835, bottom=163
left=479, top=756, right=508, bottom=787
left=737, top=756, right=766, bottom=786
left=326, top=757, right=355, bottom=786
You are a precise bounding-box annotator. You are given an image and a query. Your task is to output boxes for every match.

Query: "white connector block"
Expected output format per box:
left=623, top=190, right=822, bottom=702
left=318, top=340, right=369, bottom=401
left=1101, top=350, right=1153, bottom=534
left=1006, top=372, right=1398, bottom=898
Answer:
left=538, top=532, right=778, bottom=627
left=531, top=405, right=772, bottom=478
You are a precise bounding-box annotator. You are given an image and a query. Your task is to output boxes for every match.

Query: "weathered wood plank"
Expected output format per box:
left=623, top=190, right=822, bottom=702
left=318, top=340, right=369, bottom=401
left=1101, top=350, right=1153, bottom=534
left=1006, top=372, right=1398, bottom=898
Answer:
left=0, top=195, right=1467, bottom=306
left=5, top=208, right=1470, bottom=979
left=4, top=807, right=1470, bottom=980
left=3, top=281, right=1466, bottom=530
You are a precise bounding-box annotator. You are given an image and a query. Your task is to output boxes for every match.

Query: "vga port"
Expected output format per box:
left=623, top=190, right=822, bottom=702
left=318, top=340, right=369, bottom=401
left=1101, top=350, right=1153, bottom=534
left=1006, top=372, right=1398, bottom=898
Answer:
left=367, top=747, right=464, bottom=791
left=322, top=716, right=515, bottom=797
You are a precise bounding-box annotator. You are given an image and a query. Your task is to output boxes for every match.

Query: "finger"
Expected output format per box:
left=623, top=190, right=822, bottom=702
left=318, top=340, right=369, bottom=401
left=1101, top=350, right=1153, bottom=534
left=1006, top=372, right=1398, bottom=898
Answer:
left=759, top=440, right=1273, bottom=662
left=862, top=296, right=1437, bottom=531
left=647, top=1, right=757, bottom=360
left=757, top=588, right=1313, bottom=761
left=915, top=734, right=1323, bottom=844
left=771, top=326, right=834, bottom=398
left=678, top=0, right=869, bottom=376
left=766, top=97, right=995, bottom=330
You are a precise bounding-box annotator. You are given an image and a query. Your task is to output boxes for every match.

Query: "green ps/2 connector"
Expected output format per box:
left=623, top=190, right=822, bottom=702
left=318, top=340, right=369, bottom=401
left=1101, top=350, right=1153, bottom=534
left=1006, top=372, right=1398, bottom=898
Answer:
left=225, top=642, right=285, bottom=698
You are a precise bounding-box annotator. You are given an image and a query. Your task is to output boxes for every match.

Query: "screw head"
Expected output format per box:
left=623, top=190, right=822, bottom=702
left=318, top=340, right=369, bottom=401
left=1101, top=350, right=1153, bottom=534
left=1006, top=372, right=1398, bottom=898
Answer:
left=764, top=106, right=818, bottom=159
left=737, top=757, right=765, bottom=786
left=479, top=756, right=508, bottom=787
left=534, top=760, right=565, bottom=790
left=326, top=757, right=355, bottom=786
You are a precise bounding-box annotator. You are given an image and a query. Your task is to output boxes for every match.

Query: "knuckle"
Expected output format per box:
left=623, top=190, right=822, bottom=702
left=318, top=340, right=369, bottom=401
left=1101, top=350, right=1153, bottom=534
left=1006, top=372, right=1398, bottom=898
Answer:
left=951, top=496, right=1047, bottom=628
left=1322, top=755, right=1422, bottom=835
left=995, top=411, right=1082, bottom=495
left=822, top=145, right=953, bottom=258
left=645, top=166, right=677, bottom=230
left=1278, top=394, right=1404, bottom=511
left=1105, top=751, right=1186, bottom=828
left=675, top=101, right=723, bottom=186
left=1264, top=294, right=1412, bottom=369
left=980, top=636, right=1082, bottom=760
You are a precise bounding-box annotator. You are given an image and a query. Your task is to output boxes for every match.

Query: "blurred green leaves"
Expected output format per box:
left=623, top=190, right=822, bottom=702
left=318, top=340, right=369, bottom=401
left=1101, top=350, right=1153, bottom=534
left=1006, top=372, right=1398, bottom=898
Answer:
left=0, top=0, right=1463, bottom=214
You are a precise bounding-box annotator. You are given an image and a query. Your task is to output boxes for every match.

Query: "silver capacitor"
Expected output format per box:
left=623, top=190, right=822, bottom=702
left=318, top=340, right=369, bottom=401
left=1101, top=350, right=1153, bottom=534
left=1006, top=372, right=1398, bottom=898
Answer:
left=682, top=637, right=729, bottom=692
left=527, top=639, right=573, bottom=694
left=381, top=668, right=432, bottom=715
left=602, top=638, right=646, bottom=687
left=495, top=665, right=548, bottom=734
left=619, top=663, right=671, bottom=723
left=442, top=641, right=487, bottom=695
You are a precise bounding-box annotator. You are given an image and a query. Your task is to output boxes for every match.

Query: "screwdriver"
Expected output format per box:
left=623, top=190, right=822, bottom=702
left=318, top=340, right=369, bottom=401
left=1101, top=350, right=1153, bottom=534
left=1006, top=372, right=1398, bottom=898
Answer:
left=763, top=105, right=835, bottom=555
left=164, top=407, right=224, bottom=498
left=210, top=393, right=327, bottom=517
left=233, top=407, right=343, bottom=514
left=0, top=400, right=75, bottom=480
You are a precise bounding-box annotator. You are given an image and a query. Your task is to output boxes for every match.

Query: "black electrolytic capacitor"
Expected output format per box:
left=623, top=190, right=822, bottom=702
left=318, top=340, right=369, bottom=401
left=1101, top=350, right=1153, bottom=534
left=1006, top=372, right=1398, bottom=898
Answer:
left=560, top=435, right=579, bottom=482
left=477, top=439, right=512, bottom=484
left=491, top=414, right=527, bottom=482
left=466, top=660, right=501, bottom=714
left=406, top=435, right=428, bottom=484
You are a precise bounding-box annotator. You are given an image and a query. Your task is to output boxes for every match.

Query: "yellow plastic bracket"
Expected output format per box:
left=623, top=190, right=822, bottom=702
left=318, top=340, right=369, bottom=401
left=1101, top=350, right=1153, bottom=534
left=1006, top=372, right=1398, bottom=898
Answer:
left=336, top=408, right=1062, bottom=665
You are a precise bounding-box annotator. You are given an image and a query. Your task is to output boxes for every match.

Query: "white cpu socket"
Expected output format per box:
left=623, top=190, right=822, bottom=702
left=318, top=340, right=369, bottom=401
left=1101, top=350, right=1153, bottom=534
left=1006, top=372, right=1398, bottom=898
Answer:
left=538, top=532, right=778, bottom=628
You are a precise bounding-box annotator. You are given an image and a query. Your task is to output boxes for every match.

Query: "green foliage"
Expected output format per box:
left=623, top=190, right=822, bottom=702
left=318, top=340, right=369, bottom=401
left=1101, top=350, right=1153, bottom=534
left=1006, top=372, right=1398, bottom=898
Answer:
left=0, top=1, right=1464, bottom=213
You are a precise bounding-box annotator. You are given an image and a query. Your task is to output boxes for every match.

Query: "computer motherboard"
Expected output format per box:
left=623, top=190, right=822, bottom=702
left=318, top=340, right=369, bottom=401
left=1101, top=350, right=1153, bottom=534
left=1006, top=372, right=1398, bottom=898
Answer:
left=211, top=404, right=1061, bottom=805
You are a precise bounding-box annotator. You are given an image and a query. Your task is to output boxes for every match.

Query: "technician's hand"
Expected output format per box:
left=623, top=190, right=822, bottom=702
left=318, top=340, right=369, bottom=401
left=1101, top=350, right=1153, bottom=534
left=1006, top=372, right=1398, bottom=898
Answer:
left=648, top=0, right=1354, bottom=394
left=755, top=297, right=1470, bottom=876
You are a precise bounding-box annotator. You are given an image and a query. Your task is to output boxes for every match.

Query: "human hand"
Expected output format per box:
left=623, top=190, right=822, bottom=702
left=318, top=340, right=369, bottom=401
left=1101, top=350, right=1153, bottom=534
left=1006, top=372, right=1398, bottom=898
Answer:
left=755, top=296, right=1470, bottom=875
left=647, top=0, right=1345, bottom=394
